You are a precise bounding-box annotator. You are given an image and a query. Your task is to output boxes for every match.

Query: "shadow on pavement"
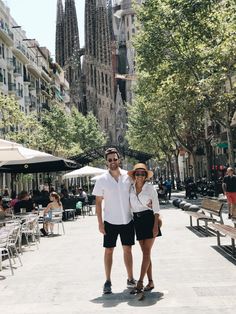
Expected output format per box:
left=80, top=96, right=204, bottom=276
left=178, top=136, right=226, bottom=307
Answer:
left=0, top=275, right=6, bottom=280
left=211, top=245, right=236, bottom=265
left=91, top=289, right=164, bottom=308
left=186, top=226, right=216, bottom=237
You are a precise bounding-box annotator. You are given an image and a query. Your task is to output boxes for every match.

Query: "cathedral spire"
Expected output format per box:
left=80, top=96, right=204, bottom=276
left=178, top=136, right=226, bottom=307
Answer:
left=55, top=0, right=86, bottom=114
left=55, top=0, right=64, bottom=66
left=64, top=0, right=80, bottom=62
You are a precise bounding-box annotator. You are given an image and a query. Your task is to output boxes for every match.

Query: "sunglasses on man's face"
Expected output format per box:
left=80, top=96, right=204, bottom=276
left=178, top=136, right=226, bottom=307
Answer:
left=134, top=172, right=147, bottom=177
left=108, top=158, right=119, bottom=163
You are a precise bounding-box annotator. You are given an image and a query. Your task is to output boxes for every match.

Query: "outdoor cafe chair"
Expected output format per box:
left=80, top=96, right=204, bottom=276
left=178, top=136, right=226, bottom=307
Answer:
left=0, top=229, right=14, bottom=275
left=7, top=224, right=23, bottom=267
left=51, top=210, right=65, bottom=235
left=20, top=215, right=40, bottom=250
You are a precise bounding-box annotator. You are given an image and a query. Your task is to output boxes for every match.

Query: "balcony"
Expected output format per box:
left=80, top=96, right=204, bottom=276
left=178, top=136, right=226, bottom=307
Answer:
left=41, top=102, right=50, bottom=111
left=16, top=88, right=23, bottom=99
left=7, top=58, right=14, bottom=71
left=0, top=25, right=14, bottom=46
left=8, top=85, right=23, bottom=99
left=8, top=83, right=16, bottom=96
left=41, top=84, right=51, bottom=97
left=27, top=62, right=41, bottom=78
left=13, top=66, right=22, bottom=77
left=29, top=101, right=37, bottom=112
left=12, top=45, right=30, bottom=64
left=23, top=75, right=31, bottom=85
left=24, top=96, right=30, bottom=104
left=41, top=66, right=51, bottom=83
left=29, top=82, right=36, bottom=91
left=36, top=87, right=41, bottom=96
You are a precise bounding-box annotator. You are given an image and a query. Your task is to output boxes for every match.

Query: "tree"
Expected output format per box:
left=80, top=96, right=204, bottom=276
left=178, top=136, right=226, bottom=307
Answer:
left=71, top=109, right=107, bottom=152
left=128, top=0, right=236, bottom=176
left=0, top=95, right=26, bottom=139
left=39, top=102, right=75, bottom=156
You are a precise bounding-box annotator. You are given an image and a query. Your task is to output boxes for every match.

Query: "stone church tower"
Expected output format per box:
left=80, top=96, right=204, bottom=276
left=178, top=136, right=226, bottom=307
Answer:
left=55, top=0, right=128, bottom=144
left=84, top=0, right=117, bottom=144
left=55, top=0, right=86, bottom=114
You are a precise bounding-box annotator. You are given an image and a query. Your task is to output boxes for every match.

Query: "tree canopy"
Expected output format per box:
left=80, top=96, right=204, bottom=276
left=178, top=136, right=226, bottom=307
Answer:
left=127, top=0, right=236, bottom=168
left=1, top=96, right=106, bottom=158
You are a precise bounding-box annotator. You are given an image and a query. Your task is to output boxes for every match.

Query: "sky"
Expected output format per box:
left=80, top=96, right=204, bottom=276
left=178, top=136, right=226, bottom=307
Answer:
left=5, top=0, right=85, bottom=59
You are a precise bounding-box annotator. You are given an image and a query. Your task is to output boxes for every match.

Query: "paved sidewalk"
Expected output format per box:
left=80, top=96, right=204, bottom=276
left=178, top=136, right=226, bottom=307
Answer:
left=0, top=202, right=236, bottom=314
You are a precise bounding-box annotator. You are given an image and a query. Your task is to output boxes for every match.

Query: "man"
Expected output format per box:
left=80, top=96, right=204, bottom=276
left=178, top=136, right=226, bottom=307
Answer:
left=222, top=167, right=236, bottom=219
left=92, top=147, right=136, bottom=294
left=13, top=191, right=34, bottom=214
left=77, top=187, right=88, bottom=202
left=164, top=178, right=172, bottom=200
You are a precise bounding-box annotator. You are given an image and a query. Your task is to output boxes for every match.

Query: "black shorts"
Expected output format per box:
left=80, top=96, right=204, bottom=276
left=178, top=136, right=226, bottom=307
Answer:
left=133, top=210, right=161, bottom=241
left=103, top=220, right=135, bottom=248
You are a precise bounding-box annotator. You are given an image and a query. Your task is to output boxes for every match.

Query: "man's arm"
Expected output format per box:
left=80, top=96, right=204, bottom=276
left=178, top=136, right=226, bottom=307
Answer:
left=222, top=178, right=227, bottom=194
left=96, top=196, right=106, bottom=234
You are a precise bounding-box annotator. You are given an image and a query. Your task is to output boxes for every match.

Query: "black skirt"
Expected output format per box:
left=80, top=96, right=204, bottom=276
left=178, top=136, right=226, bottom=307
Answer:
left=133, top=210, right=162, bottom=241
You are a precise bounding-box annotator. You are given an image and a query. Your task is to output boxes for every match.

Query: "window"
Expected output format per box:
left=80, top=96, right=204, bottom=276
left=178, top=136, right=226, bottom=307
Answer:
left=2, top=43, right=5, bottom=58
left=3, top=69, right=6, bottom=84
left=0, top=68, right=3, bottom=82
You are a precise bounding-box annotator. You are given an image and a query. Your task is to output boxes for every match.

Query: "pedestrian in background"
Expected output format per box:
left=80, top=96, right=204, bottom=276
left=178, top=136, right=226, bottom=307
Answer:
left=164, top=178, right=172, bottom=200
left=92, top=147, right=136, bottom=294
left=222, top=167, right=236, bottom=218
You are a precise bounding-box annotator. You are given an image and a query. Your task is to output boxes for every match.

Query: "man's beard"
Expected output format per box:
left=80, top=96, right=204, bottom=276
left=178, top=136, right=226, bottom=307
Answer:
left=109, top=163, right=119, bottom=171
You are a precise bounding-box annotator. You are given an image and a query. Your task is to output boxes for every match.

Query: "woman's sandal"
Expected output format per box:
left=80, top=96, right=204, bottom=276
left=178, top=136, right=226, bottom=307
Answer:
left=144, top=280, right=154, bottom=291
left=130, top=280, right=143, bottom=294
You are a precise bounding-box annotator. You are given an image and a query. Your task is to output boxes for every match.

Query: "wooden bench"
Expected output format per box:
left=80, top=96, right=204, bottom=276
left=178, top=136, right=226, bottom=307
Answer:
left=209, top=222, right=236, bottom=256
left=185, top=198, right=224, bottom=234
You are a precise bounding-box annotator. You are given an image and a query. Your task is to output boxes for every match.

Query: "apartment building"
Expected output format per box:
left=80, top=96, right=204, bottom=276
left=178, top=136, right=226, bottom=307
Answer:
left=0, top=0, right=70, bottom=124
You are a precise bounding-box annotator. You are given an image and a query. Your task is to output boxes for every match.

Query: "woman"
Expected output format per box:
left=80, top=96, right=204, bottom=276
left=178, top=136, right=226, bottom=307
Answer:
left=43, top=192, right=63, bottom=235
left=128, top=163, right=162, bottom=293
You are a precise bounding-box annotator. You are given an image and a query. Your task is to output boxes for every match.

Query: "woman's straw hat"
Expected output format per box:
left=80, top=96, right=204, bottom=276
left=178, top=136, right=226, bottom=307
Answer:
left=127, top=163, right=153, bottom=180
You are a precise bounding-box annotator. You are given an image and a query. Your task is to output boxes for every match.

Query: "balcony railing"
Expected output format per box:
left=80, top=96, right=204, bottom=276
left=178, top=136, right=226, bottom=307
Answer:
left=29, top=82, right=36, bottom=90
left=41, top=102, right=50, bottom=111
left=8, top=83, right=16, bottom=91
left=41, top=84, right=51, bottom=97
left=7, top=58, right=14, bottom=71
left=13, top=66, right=22, bottom=77
left=24, top=96, right=30, bottom=104
left=23, top=75, right=30, bottom=84
left=0, top=23, right=14, bottom=45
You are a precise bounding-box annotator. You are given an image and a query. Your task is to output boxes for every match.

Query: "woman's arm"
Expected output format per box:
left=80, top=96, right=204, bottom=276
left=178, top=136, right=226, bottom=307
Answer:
left=150, top=185, right=161, bottom=214
left=44, top=203, right=51, bottom=214
left=150, top=185, right=162, bottom=236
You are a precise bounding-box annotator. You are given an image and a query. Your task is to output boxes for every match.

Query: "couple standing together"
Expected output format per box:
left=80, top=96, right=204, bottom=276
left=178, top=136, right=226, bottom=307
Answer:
left=92, top=148, right=162, bottom=294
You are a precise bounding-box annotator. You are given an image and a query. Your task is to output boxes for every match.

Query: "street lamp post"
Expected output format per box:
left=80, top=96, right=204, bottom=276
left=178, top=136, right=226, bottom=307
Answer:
left=210, top=137, right=218, bottom=197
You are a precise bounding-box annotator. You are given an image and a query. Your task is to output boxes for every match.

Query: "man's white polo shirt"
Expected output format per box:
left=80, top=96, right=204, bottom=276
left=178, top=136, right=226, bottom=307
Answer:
left=92, top=168, right=132, bottom=225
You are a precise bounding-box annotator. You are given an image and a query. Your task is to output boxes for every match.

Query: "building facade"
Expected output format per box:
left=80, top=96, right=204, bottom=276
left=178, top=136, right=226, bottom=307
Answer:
left=0, top=0, right=71, bottom=192
left=0, top=0, right=70, bottom=118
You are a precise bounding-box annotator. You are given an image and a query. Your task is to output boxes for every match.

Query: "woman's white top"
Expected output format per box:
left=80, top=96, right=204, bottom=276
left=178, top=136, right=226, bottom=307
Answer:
left=130, top=182, right=160, bottom=214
